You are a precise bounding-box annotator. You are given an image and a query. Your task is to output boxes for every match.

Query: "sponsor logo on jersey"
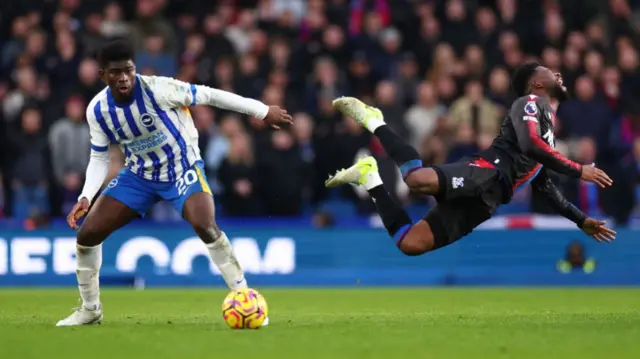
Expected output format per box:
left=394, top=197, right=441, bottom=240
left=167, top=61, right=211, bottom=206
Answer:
left=127, top=132, right=168, bottom=153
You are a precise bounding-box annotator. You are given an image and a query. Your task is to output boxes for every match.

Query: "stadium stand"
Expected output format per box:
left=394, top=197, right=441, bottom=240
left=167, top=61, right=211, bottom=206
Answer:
left=1, top=0, right=640, bottom=227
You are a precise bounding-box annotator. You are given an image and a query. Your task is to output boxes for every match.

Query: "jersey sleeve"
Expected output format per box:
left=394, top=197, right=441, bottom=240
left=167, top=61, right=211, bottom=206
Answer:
left=86, top=103, right=110, bottom=152
left=510, top=97, right=582, bottom=177
left=78, top=149, right=110, bottom=203
left=150, top=76, right=269, bottom=119
left=80, top=102, right=111, bottom=202
left=531, top=168, right=587, bottom=227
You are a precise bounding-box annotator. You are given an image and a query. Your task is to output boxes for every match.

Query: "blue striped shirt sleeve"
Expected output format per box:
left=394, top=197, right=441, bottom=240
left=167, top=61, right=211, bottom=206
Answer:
left=86, top=100, right=111, bottom=152
left=90, top=144, right=109, bottom=152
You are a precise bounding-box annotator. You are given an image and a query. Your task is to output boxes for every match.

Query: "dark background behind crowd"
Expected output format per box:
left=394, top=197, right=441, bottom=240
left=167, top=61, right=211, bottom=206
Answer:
left=1, top=0, right=640, bottom=226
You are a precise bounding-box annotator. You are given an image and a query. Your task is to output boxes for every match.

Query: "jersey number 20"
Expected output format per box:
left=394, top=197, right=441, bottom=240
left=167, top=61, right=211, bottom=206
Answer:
left=176, top=169, right=198, bottom=196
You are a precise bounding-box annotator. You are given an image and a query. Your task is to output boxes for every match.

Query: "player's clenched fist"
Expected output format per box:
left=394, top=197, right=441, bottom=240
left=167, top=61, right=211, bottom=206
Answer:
left=263, top=105, right=293, bottom=130
left=580, top=164, right=613, bottom=188
left=67, top=197, right=90, bottom=229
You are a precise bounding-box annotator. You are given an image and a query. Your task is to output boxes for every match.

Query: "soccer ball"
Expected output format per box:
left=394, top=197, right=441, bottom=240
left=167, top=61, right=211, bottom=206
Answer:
left=222, top=288, right=268, bottom=329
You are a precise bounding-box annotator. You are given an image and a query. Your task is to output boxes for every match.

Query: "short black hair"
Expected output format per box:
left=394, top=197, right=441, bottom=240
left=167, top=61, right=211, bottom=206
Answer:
left=511, top=62, right=540, bottom=97
left=97, top=39, right=134, bottom=68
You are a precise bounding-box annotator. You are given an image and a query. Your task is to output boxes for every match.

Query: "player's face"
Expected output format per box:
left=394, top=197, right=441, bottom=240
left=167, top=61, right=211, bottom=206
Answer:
left=538, top=67, right=569, bottom=102
left=100, top=60, right=136, bottom=99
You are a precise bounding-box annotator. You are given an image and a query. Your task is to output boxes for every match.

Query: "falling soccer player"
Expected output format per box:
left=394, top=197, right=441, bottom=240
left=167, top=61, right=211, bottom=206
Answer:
left=57, top=39, right=292, bottom=326
left=325, top=62, right=617, bottom=257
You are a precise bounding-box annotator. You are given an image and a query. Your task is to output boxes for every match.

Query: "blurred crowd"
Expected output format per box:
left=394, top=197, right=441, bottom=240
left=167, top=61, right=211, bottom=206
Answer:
left=1, top=0, right=640, bottom=225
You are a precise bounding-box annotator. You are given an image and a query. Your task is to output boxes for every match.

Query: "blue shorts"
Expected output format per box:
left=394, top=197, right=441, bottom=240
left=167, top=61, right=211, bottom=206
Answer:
left=102, top=161, right=212, bottom=217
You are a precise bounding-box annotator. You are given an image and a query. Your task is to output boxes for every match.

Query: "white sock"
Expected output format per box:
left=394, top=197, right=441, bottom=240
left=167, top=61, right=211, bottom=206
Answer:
left=206, top=232, right=247, bottom=290
left=363, top=170, right=383, bottom=191
left=76, top=244, right=102, bottom=309
left=366, top=118, right=386, bottom=133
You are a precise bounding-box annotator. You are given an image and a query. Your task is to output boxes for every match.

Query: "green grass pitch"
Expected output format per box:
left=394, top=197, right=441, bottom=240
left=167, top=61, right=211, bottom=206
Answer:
left=1, top=288, right=639, bottom=359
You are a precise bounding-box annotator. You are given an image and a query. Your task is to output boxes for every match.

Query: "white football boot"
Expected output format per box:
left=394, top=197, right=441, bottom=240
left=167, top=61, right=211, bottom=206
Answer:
left=56, top=303, right=103, bottom=326
left=325, top=156, right=379, bottom=188
left=262, top=317, right=270, bottom=326
left=332, top=96, right=386, bottom=132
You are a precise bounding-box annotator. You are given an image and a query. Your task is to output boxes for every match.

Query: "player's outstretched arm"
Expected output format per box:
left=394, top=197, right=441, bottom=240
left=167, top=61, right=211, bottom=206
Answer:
left=511, top=99, right=613, bottom=188
left=156, top=76, right=293, bottom=129
left=530, top=169, right=616, bottom=242
left=511, top=98, right=582, bottom=177
left=209, top=90, right=292, bottom=130
left=530, top=169, right=586, bottom=226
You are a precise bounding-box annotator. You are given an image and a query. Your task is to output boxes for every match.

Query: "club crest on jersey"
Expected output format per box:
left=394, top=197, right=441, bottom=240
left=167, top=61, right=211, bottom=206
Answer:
left=452, top=177, right=464, bottom=189
left=524, top=102, right=538, bottom=116
left=140, top=113, right=156, bottom=127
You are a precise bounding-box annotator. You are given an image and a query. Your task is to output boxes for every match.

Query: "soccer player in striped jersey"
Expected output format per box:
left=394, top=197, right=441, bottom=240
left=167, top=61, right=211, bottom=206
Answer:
left=57, top=39, right=292, bottom=326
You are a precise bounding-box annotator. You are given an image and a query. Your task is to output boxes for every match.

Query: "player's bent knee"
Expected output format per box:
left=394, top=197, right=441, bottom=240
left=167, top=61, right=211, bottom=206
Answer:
left=403, top=169, right=421, bottom=188
left=191, top=221, right=221, bottom=243
left=398, top=239, right=430, bottom=256
left=404, top=168, right=440, bottom=194
left=396, top=221, right=434, bottom=256
left=76, top=224, right=107, bottom=247
left=191, top=221, right=218, bottom=234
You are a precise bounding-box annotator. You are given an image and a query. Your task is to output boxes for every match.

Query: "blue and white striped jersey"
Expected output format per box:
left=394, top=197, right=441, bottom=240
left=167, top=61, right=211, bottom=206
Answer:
left=86, top=75, right=268, bottom=183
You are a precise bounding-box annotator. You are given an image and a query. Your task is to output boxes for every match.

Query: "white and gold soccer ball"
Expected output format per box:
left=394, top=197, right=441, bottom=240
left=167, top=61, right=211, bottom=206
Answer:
left=221, top=288, right=268, bottom=329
